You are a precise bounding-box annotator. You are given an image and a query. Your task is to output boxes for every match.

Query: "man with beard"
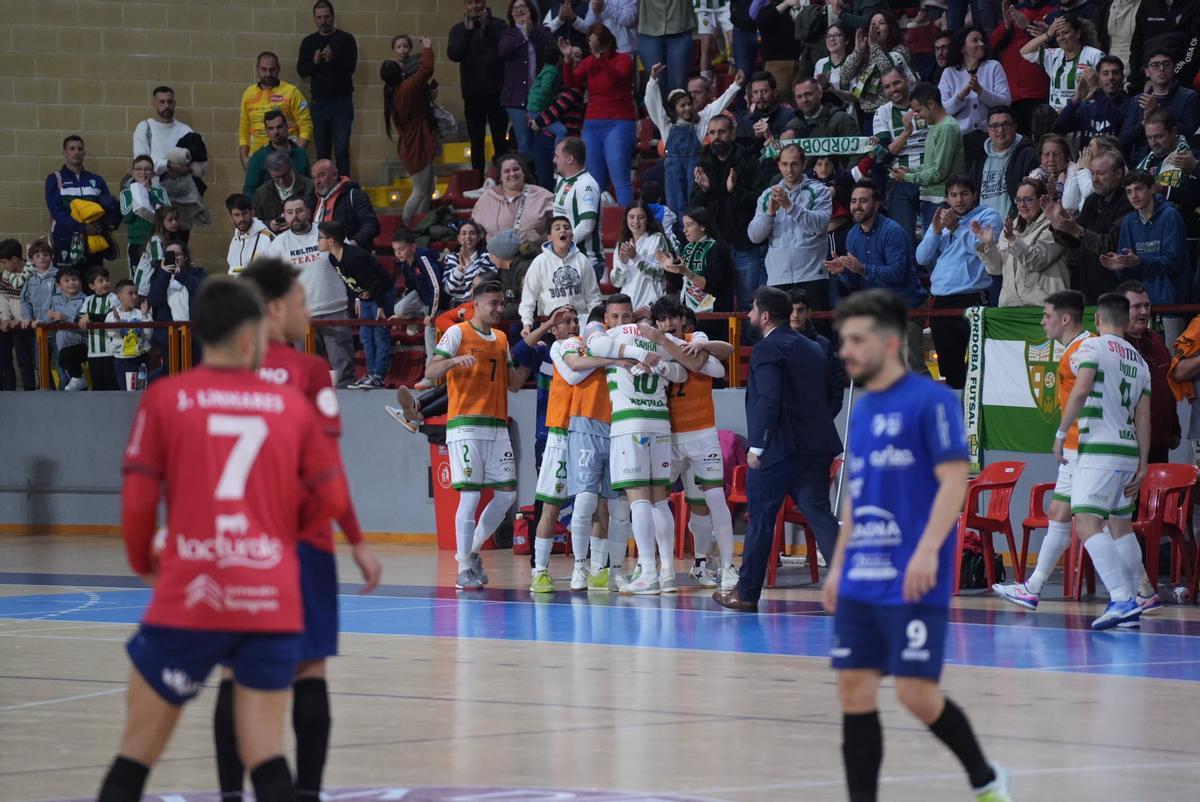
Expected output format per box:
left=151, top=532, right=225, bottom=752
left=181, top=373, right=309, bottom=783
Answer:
left=225, top=194, right=275, bottom=276
left=253, top=151, right=317, bottom=235
left=311, top=159, right=380, bottom=250
left=239, top=51, right=313, bottom=169
left=690, top=114, right=770, bottom=312
left=265, top=195, right=355, bottom=387
left=736, top=71, right=793, bottom=143
left=785, top=77, right=859, bottom=138
left=1044, top=150, right=1132, bottom=301
left=1120, top=48, right=1200, bottom=160
left=1118, top=279, right=1181, bottom=463
left=1054, top=55, right=1134, bottom=148
left=244, top=110, right=311, bottom=198
left=871, top=67, right=930, bottom=258
left=296, top=0, right=358, bottom=176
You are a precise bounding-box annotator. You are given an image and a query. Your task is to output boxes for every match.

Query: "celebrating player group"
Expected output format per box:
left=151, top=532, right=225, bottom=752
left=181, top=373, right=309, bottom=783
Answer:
left=101, top=261, right=1161, bottom=802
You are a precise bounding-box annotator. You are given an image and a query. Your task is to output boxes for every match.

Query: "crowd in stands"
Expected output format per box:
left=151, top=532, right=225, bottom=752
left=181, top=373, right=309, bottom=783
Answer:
left=7, top=0, right=1200, bottom=392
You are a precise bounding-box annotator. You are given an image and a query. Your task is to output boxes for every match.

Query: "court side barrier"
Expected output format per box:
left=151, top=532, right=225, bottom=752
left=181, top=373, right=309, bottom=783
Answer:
left=32, top=304, right=1200, bottom=390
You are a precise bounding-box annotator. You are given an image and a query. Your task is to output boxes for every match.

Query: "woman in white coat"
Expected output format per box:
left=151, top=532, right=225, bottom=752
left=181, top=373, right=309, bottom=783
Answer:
left=973, top=177, right=1069, bottom=307
left=610, top=200, right=669, bottom=310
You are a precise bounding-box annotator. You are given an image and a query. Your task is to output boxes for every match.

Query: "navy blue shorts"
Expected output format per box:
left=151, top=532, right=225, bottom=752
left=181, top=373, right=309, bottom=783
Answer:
left=127, top=625, right=302, bottom=706
left=831, top=599, right=948, bottom=680
left=298, top=541, right=339, bottom=661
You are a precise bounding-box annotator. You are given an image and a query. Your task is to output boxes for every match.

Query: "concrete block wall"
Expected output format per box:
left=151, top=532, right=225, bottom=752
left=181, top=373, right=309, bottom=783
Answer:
left=0, top=0, right=469, bottom=272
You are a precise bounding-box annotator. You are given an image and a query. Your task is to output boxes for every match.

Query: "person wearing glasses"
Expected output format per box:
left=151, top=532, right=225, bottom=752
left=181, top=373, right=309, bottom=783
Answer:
left=814, top=24, right=859, bottom=120
left=1120, top=48, right=1200, bottom=163
left=974, top=177, right=1069, bottom=307
left=971, top=105, right=1038, bottom=220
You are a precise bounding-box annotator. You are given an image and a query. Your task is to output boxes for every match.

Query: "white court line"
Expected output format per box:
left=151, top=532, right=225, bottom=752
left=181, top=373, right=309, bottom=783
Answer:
left=0, top=632, right=127, bottom=642
left=0, top=687, right=124, bottom=713
left=1040, top=658, right=1200, bottom=672
left=691, top=758, right=1200, bottom=794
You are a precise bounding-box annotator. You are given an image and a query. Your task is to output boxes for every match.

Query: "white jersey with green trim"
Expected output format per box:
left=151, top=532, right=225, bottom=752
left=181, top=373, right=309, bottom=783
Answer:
left=553, top=170, right=602, bottom=260
left=1075, top=333, right=1150, bottom=470
left=586, top=323, right=686, bottom=437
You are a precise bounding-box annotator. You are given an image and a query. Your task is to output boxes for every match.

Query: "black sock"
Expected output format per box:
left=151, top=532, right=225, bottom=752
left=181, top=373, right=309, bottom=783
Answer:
left=249, top=755, right=294, bottom=802
left=213, top=679, right=244, bottom=799
left=293, top=677, right=331, bottom=798
left=928, top=698, right=995, bottom=789
left=97, top=756, right=149, bottom=802
left=842, top=711, right=883, bottom=802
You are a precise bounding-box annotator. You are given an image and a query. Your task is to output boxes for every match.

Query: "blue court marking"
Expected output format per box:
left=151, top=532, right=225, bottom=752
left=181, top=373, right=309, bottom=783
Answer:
left=1, top=586, right=1198, bottom=682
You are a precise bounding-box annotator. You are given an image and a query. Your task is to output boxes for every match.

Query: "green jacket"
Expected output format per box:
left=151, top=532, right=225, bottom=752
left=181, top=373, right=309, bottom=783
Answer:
left=243, top=143, right=311, bottom=198
left=903, top=115, right=964, bottom=201
left=527, top=65, right=562, bottom=115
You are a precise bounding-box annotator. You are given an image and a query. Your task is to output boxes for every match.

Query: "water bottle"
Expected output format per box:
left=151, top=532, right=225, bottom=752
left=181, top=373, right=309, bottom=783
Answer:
left=136, top=364, right=148, bottom=391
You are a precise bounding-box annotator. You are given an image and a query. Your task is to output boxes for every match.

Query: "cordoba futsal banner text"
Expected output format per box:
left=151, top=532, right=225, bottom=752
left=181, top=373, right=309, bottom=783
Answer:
left=963, top=306, right=1095, bottom=472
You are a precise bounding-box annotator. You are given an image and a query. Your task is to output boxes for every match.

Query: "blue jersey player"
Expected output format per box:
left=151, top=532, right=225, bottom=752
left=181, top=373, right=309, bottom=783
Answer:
left=825, top=290, right=1013, bottom=802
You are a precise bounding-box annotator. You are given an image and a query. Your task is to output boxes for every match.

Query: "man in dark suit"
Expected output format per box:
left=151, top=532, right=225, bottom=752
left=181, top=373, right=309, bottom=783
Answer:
left=714, top=286, right=843, bottom=611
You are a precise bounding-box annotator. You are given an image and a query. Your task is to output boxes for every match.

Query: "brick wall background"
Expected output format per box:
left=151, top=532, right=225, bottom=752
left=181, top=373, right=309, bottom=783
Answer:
left=0, top=0, right=468, bottom=271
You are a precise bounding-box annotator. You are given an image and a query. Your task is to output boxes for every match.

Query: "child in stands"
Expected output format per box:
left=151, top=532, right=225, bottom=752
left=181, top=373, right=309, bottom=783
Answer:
left=106, top=279, right=153, bottom=390
left=80, top=266, right=120, bottom=390
left=0, top=239, right=35, bottom=390
left=47, top=267, right=87, bottom=390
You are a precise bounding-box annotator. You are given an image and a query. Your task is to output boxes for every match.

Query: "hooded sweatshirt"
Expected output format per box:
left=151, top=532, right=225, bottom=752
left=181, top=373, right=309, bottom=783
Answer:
left=519, top=240, right=602, bottom=328
left=20, top=266, right=59, bottom=322
left=226, top=217, right=274, bottom=275
left=747, top=177, right=833, bottom=285
left=975, top=134, right=1037, bottom=218
left=1116, top=199, right=1189, bottom=304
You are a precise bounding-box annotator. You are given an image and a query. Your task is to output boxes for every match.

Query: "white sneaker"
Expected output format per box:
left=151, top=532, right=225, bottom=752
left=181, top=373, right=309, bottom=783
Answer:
left=385, top=405, right=420, bottom=433
left=719, top=565, right=739, bottom=591
left=659, top=571, right=678, bottom=593
left=63, top=376, right=86, bottom=391
left=620, top=572, right=661, bottom=595
left=570, top=562, right=589, bottom=591
left=463, top=177, right=495, bottom=199
left=689, top=560, right=718, bottom=588
left=973, top=761, right=1013, bottom=801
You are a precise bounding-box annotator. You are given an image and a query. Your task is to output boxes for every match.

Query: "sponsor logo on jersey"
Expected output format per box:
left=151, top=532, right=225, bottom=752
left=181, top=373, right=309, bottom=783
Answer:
left=848, top=505, right=903, bottom=549
left=868, top=445, right=915, bottom=468
left=258, top=366, right=290, bottom=385
left=185, top=574, right=224, bottom=611
left=175, top=514, right=284, bottom=569
left=870, top=413, right=903, bottom=437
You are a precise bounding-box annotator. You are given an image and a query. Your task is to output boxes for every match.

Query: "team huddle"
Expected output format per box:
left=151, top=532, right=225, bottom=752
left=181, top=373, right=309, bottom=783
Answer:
left=429, top=282, right=737, bottom=596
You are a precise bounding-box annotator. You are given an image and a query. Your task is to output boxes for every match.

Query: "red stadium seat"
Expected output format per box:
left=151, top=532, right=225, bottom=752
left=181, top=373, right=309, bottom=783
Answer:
left=375, top=215, right=404, bottom=253
left=1018, top=481, right=1055, bottom=581
left=952, top=461, right=1026, bottom=594
left=441, top=169, right=482, bottom=209
left=1133, top=463, right=1199, bottom=591
left=637, top=117, right=659, bottom=158
left=601, top=206, right=624, bottom=249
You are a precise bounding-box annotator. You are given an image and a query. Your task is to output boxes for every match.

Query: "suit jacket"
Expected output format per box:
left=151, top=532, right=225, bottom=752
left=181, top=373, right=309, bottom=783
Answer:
left=745, top=325, right=843, bottom=467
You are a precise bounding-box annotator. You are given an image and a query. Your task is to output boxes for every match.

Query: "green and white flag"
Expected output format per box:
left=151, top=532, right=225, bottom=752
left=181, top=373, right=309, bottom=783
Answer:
left=963, top=306, right=1095, bottom=471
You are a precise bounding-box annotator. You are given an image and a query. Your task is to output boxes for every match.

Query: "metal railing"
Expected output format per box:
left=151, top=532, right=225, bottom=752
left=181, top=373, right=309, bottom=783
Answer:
left=25, top=304, right=1200, bottom=390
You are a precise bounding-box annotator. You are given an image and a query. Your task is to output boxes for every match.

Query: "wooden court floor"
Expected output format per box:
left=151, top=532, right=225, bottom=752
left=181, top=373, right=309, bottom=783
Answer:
left=1, top=535, right=1198, bottom=802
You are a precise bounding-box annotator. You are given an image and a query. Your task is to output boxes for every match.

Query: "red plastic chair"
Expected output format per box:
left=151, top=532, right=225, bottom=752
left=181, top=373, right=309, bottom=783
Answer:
left=1133, top=463, right=1199, bottom=591
left=1065, top=528, right=1097, bottom=600
left=1018, top=482, right=1055, bottom=582
left=440, top=169, right=482, bottom=210
left=952, top=461, right=1026, bottom=594
left=600, top=206, right=625, bottom=249
left=766, top=458, right=843, bottom=588
left=374, top=214, right=405, bottom=254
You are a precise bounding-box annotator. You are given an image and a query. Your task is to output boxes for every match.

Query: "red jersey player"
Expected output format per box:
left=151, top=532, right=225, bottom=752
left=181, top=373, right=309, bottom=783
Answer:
left=97, top=277, right=350, bottom=802
left=209, top=256, right=382, bottom=802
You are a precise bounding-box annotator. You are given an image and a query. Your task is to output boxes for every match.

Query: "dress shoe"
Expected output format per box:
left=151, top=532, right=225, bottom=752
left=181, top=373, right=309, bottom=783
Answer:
left=712, top=588, right=757, bottom=612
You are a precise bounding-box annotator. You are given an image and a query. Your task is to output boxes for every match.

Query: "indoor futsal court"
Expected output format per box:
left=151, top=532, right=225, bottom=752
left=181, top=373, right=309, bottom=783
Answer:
left=1, top=536, right=1199, bottom=802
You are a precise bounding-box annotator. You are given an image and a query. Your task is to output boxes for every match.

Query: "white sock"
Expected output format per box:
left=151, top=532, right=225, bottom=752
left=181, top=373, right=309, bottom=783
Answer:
left=534, top=537, right=553, bottom=571
left=471, top=491, right=516, bottom=553
left=689, top=512, right=713, bottom=564
left=652, top=499, right=674, bottom=577
left=704, top=486, right=735, bottom=568
left=1113, top=532, right=1144, bottom=598
left=608, top=497, right=631, bottom=573
left=1084, top=532, right=1132, bottom=601
left=571, top=491, right=598, bottom=563
left=590, top=536, right=607, bottom=573
left=630, top=499, right=657, bottom=576
left=1027, top=520, right=1071, bottom=595
left=455, top=491, right=481, bottom=571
